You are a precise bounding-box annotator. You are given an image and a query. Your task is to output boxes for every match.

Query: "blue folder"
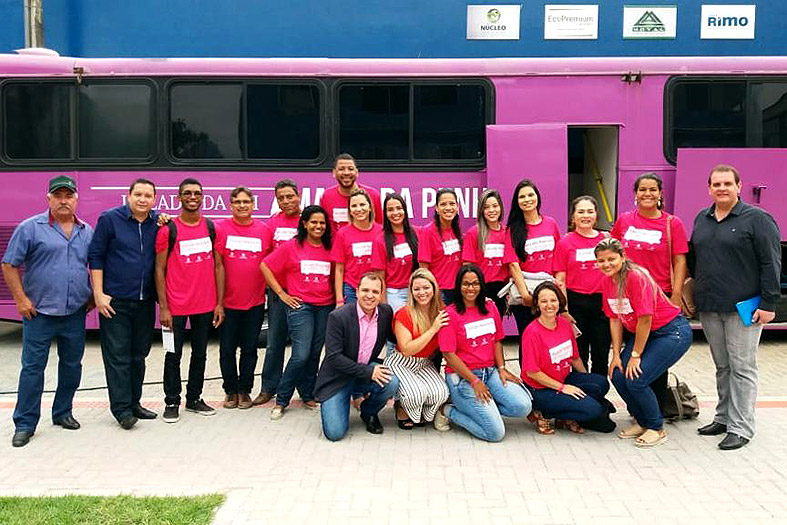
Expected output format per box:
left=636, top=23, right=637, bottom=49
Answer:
left=735, top=296, right=761, bottom=327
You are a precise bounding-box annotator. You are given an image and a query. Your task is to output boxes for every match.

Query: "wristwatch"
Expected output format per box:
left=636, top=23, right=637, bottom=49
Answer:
left=631, top=350, right=641, bottom=358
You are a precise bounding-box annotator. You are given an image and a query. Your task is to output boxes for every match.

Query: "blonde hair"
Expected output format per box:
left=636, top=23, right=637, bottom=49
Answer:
left=406, top=268, right=444, bottom=335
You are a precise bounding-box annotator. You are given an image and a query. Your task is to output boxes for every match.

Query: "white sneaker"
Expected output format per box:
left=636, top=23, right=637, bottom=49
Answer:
left=433, top=405, right=451, bottom=432
left=270, top=405, right=285, bottom=421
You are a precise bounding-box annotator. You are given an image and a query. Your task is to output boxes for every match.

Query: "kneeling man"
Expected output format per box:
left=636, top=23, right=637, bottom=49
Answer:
left=315, top=272, right=398, bottom=441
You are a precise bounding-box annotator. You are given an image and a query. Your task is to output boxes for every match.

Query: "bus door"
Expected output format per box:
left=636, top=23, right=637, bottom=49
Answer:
left=486, top=124, right=568, bottom=228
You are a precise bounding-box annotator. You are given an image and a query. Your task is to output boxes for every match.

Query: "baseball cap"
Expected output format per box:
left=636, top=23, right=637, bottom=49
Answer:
left=48, top=175, right=77, bottom=193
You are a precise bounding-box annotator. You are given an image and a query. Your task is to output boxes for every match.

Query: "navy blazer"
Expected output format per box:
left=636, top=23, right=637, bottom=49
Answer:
left=313, top=302, right=394, bottom=402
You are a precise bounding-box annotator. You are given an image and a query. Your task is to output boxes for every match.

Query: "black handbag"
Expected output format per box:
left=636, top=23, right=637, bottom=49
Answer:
left=662, top=373, right=700, bottom=421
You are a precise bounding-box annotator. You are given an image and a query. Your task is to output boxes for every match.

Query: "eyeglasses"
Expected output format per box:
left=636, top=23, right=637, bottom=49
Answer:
left=180, top=190, right=203, bottom=197
left=461, top=281, right=481, bottom=288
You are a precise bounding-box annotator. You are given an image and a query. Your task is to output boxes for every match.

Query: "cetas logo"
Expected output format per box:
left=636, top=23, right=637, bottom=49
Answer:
left=487, top=8, right=502, bottom=24
left=633, top=11, right=665, bottom=33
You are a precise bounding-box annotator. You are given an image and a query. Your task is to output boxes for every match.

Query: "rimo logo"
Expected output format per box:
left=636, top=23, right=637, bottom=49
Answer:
left=632, top=11, right=665, bottom=33
left=707, top=15, right=749, bottom=27
left=700, top=5, right=756, bottom=39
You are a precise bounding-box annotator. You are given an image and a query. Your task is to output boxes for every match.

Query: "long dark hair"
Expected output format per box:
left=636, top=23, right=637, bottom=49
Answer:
left=383, top=193, right=419, bottom=272
left=507, top=179, right=542, bottom=262
left=433, top=188, right=463, bottom=247
left=454, top=264, right=488, bottom=315
left=296, top=205, right=332, bottom=250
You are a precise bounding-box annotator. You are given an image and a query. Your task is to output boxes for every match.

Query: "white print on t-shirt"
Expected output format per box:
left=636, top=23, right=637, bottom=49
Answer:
left=465, top=317, right=496, bottom=340
left=549, top=340, right=573, bottom=364
left=442, top=239, right=460, bottom=255
left=575, top=248, right=596, bottom=262
left=332, top=208, right=349, bottom=223
left=273, top=227, right=297, bottom=242
left=623, top=226, right=662, bottom=245
left=525, top=236, right=555, bottom=255
left=393, top=243, right=412, bottom=259
left=179, top=237, right=212, bottom=257
left=226, top=235, right=262, bottom=253
left=484, top=243, right=505, bottom=259
left=300, top=260, right=331, bottom=276
left=608, top=298, right=634, bottom=315
left=352, top=241, right=373, bottom=257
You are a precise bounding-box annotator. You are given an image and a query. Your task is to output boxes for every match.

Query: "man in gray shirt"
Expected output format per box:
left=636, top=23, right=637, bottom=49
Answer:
left=690, top=164, right=781, bottom=450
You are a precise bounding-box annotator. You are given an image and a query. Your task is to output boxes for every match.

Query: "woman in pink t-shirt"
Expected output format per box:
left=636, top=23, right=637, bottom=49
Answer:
left=418, top=188, right=464, bottom=305
left=521, top=282, right=615, bottom=435
left=506, top=179, right=562, bottom=341
left=332, top=189, right=382, bottom=307
left=594, top=238, right=692, bottom=448
left=261, top=205, right=335, bottom=421
left=553, top=196, right=610, bottom=375
left=610, top=173, right=689, bottom=417
left=462, top=189, right=517, bottom=318
left=433, top=264, right=532, bottom=442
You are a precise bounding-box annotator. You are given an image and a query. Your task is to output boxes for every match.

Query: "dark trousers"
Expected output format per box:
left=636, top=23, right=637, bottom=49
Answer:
left=163, top=311, right=213, bottom=406
left=219, top=304, right=264, bottom=395
left=529, top=372, right=609, bottom=422
left=567, top=291, right=611, bottom=376
left=510, top=304, right=535, bottom=366
left=486, top=281, right=508, bottom=321
left=13, top=307, right=86, bottom=432
left=261, top=289, right=287, bottom=395
left=99, top=299, right=155, bottom=421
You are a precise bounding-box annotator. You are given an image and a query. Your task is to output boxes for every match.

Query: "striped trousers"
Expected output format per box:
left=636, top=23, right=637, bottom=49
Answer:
left=385, top=350, right=449, bottom=423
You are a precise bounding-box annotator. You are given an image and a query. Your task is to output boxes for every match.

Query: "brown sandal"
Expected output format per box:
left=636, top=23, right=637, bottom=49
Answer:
left=555, top=419, right=584, bottom=434
left=528, top=411, right=554, bottom=435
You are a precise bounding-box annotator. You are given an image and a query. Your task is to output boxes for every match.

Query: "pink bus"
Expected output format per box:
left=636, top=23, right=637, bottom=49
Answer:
left=0, top=51, right=785, bottom=325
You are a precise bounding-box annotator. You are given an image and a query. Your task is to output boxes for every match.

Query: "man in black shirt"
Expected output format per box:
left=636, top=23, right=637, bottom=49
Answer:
left=691, top=164, right=781, bottom=450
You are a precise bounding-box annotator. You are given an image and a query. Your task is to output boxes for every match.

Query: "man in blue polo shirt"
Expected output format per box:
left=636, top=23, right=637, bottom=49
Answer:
left=89, top=178, right=160, bottom=430
left=2, top=175, right=93, bottom=448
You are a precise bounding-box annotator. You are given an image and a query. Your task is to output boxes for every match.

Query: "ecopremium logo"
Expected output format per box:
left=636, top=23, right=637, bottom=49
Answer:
left=632, top=11, right=665, bottom=33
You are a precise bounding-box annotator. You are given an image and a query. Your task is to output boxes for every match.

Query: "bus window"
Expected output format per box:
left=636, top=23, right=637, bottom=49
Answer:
left=413, top=84, right=485, bottom=160
left=4, top=83, right=72, bottom=160
left=247, top=84, right=320, bottom=160
left=79, top=83, right=154, bottom=159
left=752, top=82, right=787, bottom=148
left=170, top=83, right=243, bottom=159
left=339, top=84, right=409, bottom=160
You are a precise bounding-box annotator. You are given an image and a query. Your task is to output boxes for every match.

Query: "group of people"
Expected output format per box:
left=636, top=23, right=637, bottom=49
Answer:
left=2, top=157, right=780, bottom=452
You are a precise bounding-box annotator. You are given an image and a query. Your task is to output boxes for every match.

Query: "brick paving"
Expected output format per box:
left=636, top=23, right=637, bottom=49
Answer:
left=1, top=321, right=787, bottom=524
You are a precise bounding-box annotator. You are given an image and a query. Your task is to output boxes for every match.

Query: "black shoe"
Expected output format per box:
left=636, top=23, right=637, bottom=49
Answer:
left=162, top=405, right=180, bottom=423
left=12, top=431, right=33, bottom=448
left=53, top=415, right=80, bottom=430
left=718, top=433, right=750, bottom=450
left=360, top=413, right=384, bottom=435
left=582, top=414, right=617, bottom=434
left=698, top=421, right=728, bottom=436
left=132, top=406, right=158, bottom=420
left=119, top=416, right=138, bottom=430
left=185, top=399, right=216, bottom=416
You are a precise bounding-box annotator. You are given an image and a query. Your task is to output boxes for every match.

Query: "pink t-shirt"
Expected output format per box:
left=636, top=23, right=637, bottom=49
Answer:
left=371, top=231, right=415, bottom=289
left=439, top=299, right=503, bottom=374
left=265, top=211, right=301, bottom=251
left=215, top=218, right=271, bottom=310
left=417, top=222, right=463, bottom=290
left=263, top=239, right=334, bottom=306
left=601, top=269, right=681, bottom=333
left=520, top=316, right=579, bottom=388
left=331, top=223, right=383, bottom=288
left=611, top=211, right=688, bottom=293
left=516, top=215, right=561, bottom=274
left=155, top=217, right=217, bottom=316
left=462, top=225, right=517, bottom=283
left=552, top=231, right=606, bottom=295
left=319, top=184, right=383, bottom=233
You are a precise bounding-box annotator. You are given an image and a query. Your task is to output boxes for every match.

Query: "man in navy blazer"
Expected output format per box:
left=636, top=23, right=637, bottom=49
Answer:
left=314, top=272, right=399, bottom=441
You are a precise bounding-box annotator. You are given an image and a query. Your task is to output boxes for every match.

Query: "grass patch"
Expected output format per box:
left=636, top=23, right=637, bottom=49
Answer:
left=0, top=494, right=225, bottom=525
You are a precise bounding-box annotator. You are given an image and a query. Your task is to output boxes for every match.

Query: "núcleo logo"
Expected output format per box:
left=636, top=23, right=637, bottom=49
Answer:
left=467, top=5, right=520, bottom=40
left=482, top=8, right=506, bottom=30
left=701, top=4, right=756, bottom=39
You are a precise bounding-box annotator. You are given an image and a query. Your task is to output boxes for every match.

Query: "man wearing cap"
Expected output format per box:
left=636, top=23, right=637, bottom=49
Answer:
left=2, top=175, right=93, bottom=448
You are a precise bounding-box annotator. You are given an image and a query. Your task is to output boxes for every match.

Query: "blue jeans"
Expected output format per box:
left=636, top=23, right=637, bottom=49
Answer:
left=342, top=283, right=357, bottom=304
left=529, top=372, right=609, bottom=422
left=277, top=303, right=333, bottom=407
left=320, top=375, right=400, bottom=442
left=445, top=367, right=532, bottom=442
left=261, top=290, right=287, bottom=395
left=219, top=304, right=264, bottom=395
left=14, top=307, right=86, bottom=432
left=611, top=315, right=692, bottom=430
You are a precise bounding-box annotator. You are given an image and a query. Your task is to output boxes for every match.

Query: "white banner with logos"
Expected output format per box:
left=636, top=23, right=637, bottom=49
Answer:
left=467, top=5, right=521, bottom=40
left=700, top=4, right=755, bottom=39
left=623, top=6, right=677, bottom=39
left=544, top=4, right=599, bottom=40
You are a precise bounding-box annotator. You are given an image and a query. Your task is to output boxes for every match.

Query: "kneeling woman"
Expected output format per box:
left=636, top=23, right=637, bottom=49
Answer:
left=436, top=264, right=532, bottom=442
left=594, top=238, right=692, bottom=448
left=521, top=282, right=615, bottom=435
left=387, top=268, right=450, bottom=430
